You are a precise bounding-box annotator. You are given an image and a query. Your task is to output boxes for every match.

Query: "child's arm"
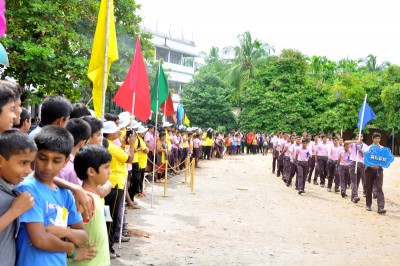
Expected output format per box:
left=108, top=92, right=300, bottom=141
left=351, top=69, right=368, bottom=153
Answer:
left=53, top=177, right=92, bottom=220
left=0, top=192, right=34, bottom=233
left=96, top=180, right=112, bottom=198
left=25, top=222, right=76, bottom=255
left=45, top=221, right=88, bottom=246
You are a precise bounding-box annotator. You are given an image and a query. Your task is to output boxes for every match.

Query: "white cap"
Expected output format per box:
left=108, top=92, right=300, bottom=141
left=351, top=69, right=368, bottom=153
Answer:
left=130, top=120, right=142, bottom=129
left=102, top=121, right=119, bottom=134
left=137, top=125, right=148, bottom=134
left=118, top=112, right=131, bottom=128
left=162, top=121, right=173, bottom=127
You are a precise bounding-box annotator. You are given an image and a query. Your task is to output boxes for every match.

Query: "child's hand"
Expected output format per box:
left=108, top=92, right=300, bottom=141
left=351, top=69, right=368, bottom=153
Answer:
left=45, top=225, right=68, bottom=238
left=73, top=188, right=93, bottom=221
left=11, top=191, right=34, bottom=216
left=73, top=243, right=97, bottom=262
left=127, top=134, right=137, bottom=146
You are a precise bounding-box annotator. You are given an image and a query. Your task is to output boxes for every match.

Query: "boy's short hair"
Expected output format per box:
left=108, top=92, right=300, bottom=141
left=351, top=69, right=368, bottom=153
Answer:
left=15, top=107, right=31, bottom=128
left=70, top=103, right=91, bottom=119
left=0, top=87, right=16, bottom=114
left=104, top=113, right=118, bottom=122
left=372, top=132, right=381, bottom=138
left=81, top=115, right=103, bottom=136
left=65, top=118, right=91, bottom=146
left=34, top=125, right=73, bottom=157
left=39, top=96, right=73, bottom=126
left=332, top=136, right=339, bottom=141
left=0, top=80, right=23, bottom=100
left=74, top=144, right=111, bottom=181
left=0, top=130, right=37, bottom=159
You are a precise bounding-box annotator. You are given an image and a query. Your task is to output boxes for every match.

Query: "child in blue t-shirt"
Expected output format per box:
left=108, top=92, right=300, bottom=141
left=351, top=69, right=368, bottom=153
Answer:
left=16, top=125, right=88, bottom=266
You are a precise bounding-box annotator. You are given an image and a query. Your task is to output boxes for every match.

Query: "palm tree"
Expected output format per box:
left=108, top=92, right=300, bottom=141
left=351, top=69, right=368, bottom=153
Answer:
left=223, top=31, right=274, bottom=105
left=359, top=54, right=390, bottom=72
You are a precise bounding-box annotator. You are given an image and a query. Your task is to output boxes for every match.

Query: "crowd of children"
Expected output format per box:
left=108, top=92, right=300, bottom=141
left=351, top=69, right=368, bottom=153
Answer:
left=0, top=80, right=391, bottom=265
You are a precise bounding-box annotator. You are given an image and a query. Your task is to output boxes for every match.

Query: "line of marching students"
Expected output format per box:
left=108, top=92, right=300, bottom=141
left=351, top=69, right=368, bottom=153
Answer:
left=270, top=130, right=387, bottom=214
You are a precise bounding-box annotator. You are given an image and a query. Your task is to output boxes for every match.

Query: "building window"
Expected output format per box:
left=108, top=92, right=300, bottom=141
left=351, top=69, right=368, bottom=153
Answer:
left=183, top=55, right=194, bottom=68
left=156, top=47, right=169, bottom=62
left=170, top=51, right=182, bottom=65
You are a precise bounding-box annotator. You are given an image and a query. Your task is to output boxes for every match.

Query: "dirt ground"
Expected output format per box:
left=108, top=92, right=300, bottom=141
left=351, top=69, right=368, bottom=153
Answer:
left=113, top=153, right=400, bottom=266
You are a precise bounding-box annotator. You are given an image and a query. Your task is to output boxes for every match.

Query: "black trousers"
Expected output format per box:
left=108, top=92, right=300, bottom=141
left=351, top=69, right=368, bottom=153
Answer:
left=129, top=162, right=140, bottom=198
left=104, top=186, right=124, bottom=252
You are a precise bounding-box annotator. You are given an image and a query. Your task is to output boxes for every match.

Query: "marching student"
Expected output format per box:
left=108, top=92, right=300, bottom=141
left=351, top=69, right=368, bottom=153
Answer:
left=308, top=134, right=320, bottom=185
left=295, top=138, right=310, bottom=194
left=337, top=143, right=351, bottom=198
left=316, top=134, right=329, bottom=187
left=365, top=132, right=386, bottom=214
left=286, top=136, right=301, bottom=188
left=345, top=134, right=368, bottom=204
left=327, top=137, right=341, bottom=193
left=282, top=134, right=293, bottom=183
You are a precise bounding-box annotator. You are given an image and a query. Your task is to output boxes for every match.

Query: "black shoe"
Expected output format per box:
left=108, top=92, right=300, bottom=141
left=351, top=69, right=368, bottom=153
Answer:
left=313, top=180, right=318, bottom=185
left=320, top=184, right=325, bottom=188
left=272, top=171, right=275, bottom=174
left=362, top=191, right=366, bottom=197
left=298, top=190, right=305, bottom=194
left=335, top=188, right=340, bottom=193
left=373, top=192, right=377, bottom=199
left=341, top=191, right=347, bottom=198
left=377, top=208, right=386, bottom=214
left=286, top=181, right=291, bottom=187
left=366, top=205, right=372, bottom=211
left=327, top=188, right=331, bottom=192
left=114, top=236, right=130, bottom=243
left=351, top=197, right=360, bottom=204
left=307, top=177, right=311, bottom=183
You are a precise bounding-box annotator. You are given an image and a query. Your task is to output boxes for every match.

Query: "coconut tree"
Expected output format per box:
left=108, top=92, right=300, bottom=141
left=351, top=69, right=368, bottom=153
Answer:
left=223, top=31, right=274, bottom=105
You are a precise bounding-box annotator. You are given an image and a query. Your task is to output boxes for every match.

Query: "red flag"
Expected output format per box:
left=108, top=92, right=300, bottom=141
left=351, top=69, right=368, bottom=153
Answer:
left=113, top=36, right=150, bottom=122
left=161, top=93, right=174, bottom=116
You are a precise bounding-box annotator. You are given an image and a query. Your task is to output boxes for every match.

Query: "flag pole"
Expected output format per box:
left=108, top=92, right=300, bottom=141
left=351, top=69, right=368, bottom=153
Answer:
left=101, top=0, right=111, bottom=119
left=355, top=94, right=367, bottom=174
left=151, top=63, right=161, bottom=208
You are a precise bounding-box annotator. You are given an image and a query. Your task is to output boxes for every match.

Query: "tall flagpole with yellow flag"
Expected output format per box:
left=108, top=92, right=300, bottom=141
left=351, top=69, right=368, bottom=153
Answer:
left=88, top=0, right=118, bottom=118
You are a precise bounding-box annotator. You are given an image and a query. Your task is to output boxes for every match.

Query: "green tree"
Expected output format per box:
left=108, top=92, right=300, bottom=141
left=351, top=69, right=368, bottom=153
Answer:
left=381, top=83, right=400, bottom=130
left=223, top=31, right=274, bottom=105
left=359, top=54, right=390, bottom=73
left=3, top=0, right=153, bottom=107
left=181, top=60, right=236, bottom=131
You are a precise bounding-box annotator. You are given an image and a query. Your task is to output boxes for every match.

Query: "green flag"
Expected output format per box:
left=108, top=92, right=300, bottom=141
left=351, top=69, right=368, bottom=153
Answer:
left=151, top=64, right=169, bottom=113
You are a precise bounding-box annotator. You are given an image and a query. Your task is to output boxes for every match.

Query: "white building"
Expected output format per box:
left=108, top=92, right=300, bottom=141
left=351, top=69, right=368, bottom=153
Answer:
left=141, top=27, right=198, bottom=110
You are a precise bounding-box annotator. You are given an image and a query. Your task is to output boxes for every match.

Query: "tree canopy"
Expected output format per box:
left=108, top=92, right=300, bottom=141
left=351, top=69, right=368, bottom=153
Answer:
left=3, top=0, right=153, bottom=107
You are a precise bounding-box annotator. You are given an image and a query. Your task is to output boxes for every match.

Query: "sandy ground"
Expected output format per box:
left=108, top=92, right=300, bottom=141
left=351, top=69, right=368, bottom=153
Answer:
left=113, top=153, right=400, bottom=266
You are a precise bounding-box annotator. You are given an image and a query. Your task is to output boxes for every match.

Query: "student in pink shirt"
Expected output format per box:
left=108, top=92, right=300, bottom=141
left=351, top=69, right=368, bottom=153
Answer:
left=338, top=143, right=351, bottom=198
left=192, top=133, right=201, bottom=168
left=308, top=134, right=320, bottom=185
left=286, top=136, right=301, bottom=188
left=296, top=138, right=310, bottom=194
left=327, top=137, right=342, bottom=193
left=344, top=133, right=368, bottom=204
left=316, top=134, right=329, bottom=187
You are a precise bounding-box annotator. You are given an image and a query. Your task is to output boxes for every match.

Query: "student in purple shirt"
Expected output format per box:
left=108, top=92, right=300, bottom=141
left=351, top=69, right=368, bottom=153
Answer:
left=337, top=143, right=351, bottom=198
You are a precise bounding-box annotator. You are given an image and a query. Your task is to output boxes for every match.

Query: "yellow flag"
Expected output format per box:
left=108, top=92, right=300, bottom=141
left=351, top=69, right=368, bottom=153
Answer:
left=184, top=114, right=190, bottom=126
left=88, top=0, right=118, bottom=118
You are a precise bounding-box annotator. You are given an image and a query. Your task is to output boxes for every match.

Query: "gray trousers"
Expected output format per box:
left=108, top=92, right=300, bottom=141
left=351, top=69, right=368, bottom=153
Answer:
left=349, top=161, right=365, bottom=199
left=365, top=167, right=385, bottom=208
left=297, top=161, right=309, bottom=190
left=339, top=165, right=350, bottom=193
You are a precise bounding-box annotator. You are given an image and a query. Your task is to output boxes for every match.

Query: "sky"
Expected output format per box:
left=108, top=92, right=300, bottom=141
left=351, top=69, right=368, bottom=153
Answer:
left=137, top=0, right=400, bottom=65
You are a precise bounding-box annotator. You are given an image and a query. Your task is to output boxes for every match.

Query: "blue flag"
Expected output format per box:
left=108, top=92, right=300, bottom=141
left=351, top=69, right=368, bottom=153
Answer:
left=177, top=105, right=184, bottom=126
left=357, top=102, right=376, bottom=130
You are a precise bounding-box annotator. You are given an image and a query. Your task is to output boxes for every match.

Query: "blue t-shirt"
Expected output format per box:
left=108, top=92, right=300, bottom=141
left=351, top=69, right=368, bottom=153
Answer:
left=16, top=176, right=82, bottom=266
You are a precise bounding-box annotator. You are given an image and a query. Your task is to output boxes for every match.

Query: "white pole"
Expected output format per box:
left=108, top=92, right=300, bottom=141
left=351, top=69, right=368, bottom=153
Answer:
left=151, top=64, right=161, bottom=208
left=355, top=94, right=367, bottom=174
left=101, top=0, right=111, bottom=119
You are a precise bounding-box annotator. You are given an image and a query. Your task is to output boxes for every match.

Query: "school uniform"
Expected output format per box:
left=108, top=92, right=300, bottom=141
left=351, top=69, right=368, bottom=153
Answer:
left=365, top=144, right=385, bottom=211
left=316, top=142, right=329, bottom=186
left=327, top=145, right=342, bottom=191
left=276, top=138, right=285, bottom=177
left=296, top=147, right=310, bottom=191
left=349, top=142, right=368, bottom=201
left=271, top=135, right=278, bottom=173
left=282, top=141, right=292, bottom=182
left=338, top=149, right=351, bottom=196
left=308, top=141, right=320, bottom=184
left=286, top=143, right=301, bottom=187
